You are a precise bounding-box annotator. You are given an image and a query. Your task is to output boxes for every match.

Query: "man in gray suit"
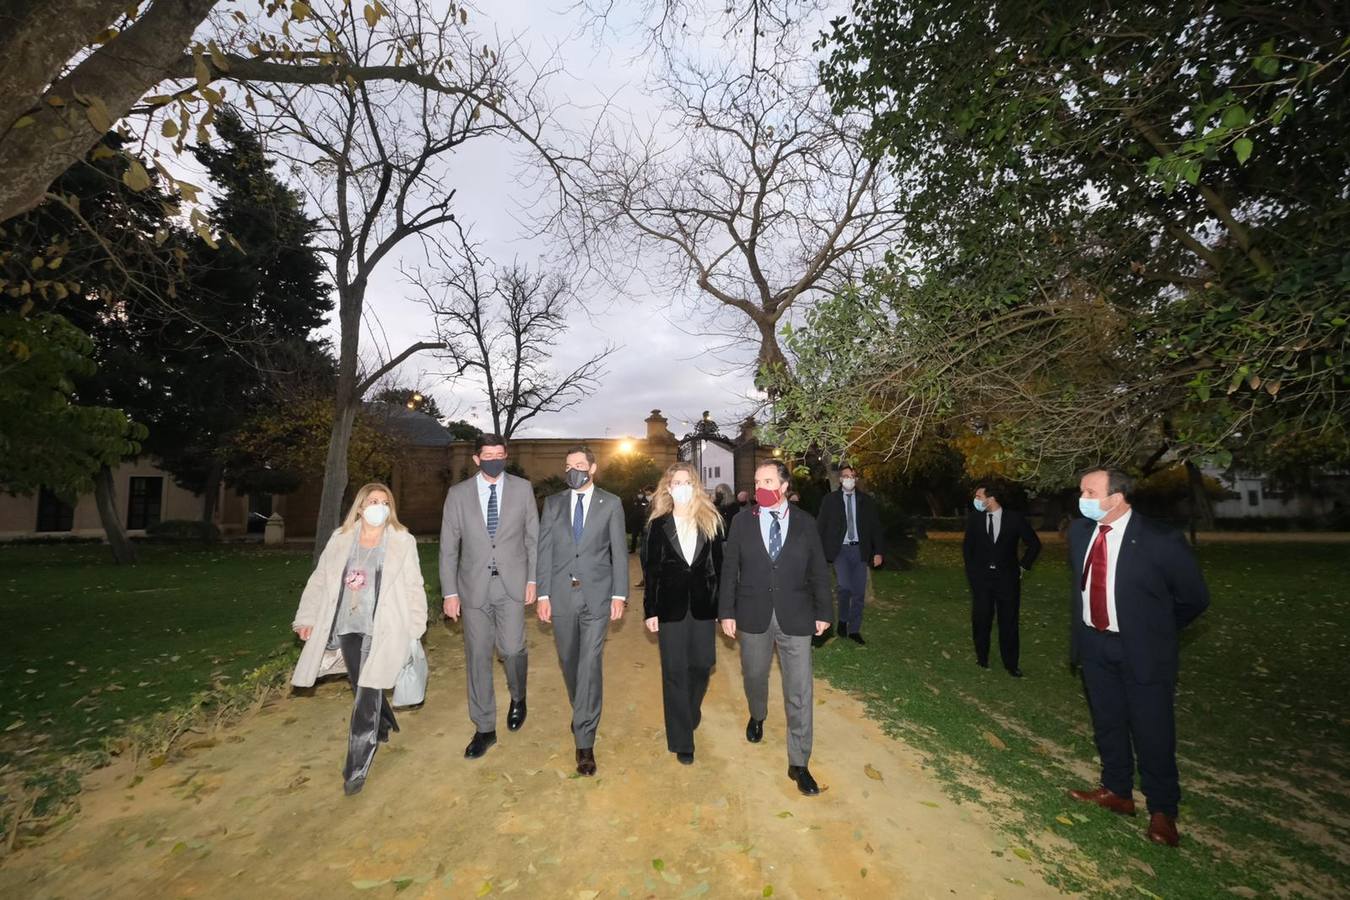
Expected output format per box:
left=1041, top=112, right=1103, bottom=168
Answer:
left=536, top=445, right=628, bottom=776
left=720, top=460, right=832, bottom=795
left=440, top=434, right=539, bottom=760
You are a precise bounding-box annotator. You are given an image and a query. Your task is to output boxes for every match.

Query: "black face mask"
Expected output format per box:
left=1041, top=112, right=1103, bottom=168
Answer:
left=565, top=468, right=591, bottom=489
left=479, top=458, right=507, bottom=478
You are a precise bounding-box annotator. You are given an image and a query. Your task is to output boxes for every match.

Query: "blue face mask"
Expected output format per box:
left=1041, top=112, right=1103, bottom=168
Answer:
left=1079, top=498, right=1108, bottom=521
left=972, top=498, right=987, bottom=512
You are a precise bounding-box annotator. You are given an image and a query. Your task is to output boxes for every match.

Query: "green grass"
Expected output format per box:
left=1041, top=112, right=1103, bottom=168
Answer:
left=815, top=540, right=1350, bottom=899
left=0, top=543, right=442, bottom=806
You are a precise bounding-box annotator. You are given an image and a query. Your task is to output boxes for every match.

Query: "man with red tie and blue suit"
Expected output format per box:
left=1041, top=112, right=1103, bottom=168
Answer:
left=1066, top=467, right=1210, bottom=847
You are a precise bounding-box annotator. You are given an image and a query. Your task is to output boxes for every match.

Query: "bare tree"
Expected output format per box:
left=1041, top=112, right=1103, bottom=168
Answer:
left=580, top=56, right=905, bottom=385
left=232, top=2, right=573, bottom=554
left=411, top=240, right=614, bottom=439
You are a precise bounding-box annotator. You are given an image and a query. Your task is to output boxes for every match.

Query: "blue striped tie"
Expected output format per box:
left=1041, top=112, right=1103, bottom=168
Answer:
left=573, top=493, right=585, bottom=544
left=486, top=483, right=498, bottom=539
left=769, top=511, right=782, bottom=560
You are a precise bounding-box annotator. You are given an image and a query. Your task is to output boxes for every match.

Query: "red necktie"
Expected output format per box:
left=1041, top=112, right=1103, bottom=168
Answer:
left=1082, top=524, right=1112, bottom=631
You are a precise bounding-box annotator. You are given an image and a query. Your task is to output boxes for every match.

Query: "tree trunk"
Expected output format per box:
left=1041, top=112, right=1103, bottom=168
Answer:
left=93, top=464, right=137, bottom=565
left=200, top=458, right=223, bottom=525
left=313, top=393, right=358, bottom=561
left=924, top=491, right=944, bottom=517
left=1184, top=459, right=1214, bottom=544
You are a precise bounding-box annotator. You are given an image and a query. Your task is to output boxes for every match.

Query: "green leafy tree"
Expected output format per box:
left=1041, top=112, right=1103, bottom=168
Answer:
left=786, top=1, right=1349, bottom=481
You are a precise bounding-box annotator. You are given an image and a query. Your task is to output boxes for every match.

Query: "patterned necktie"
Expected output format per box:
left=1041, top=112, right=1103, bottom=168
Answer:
left=768, top=511, right=782, bottom=560
left=573, top=493, right=585, bottom=544
left=987, top=512, right=994, bottom=541
left=845, top=494, right=857, bottom=542
left=1082, top=524, right=1113, bottom=630
left=486, top=483, right=498, bottom=539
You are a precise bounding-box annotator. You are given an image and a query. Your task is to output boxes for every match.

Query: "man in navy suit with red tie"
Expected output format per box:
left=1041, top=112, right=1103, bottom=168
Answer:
left=1066, top=468, right=1210, bottom=847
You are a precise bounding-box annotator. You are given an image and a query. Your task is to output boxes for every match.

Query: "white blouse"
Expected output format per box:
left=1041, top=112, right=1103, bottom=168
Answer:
left=674, top=513, right=697, bottom=564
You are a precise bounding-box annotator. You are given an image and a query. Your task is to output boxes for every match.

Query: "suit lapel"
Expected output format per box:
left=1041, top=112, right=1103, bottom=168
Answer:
left=579, top=490, right=606, bottom=545
left=662, top=516, right=681, bottom=561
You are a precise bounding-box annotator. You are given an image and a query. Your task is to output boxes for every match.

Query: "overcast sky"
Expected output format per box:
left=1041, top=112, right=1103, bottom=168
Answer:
left=345, top=1, right=779, bottom=442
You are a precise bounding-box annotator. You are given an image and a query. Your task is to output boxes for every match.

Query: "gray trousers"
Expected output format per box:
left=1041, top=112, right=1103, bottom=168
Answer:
left=739, top=612, right=814, bottom=767
left=462, top=575, right=527, bottom=732
left=552, top=590, right=610, bottom=749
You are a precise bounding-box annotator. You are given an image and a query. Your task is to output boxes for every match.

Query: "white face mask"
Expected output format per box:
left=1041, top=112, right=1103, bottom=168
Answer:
left=840, top=477, right=857, bottom=492
left=362, top=504, right=390, bottom=527
left=670, top=484, right=694, bottom=505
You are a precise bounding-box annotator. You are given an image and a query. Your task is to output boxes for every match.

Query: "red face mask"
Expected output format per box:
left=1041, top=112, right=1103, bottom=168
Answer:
left=754, top=487, right=781, bottom=508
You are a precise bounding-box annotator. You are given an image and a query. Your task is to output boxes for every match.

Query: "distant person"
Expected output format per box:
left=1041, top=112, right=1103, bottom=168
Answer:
left=290, top=483, right=427, bottom=796
left=786, top=490, right=802, bottom=506
left=1066, top=468, right=1210, bottom=848
left=816, top=465, right=885, bottom=646
left=720, top=461, right=832, bottom=796
left=439, top=434, right=539, bottom=760
left=736, top=490, right=751, bottom=509
left=961, top=481, right=1041, bottom=676
left=536, top=446, right=629, bottom=776
left=714, top=482, right=739, bottom=533
left=642, top=463, right=724, bottom=764
left=628, top=487, right=652, bottom=554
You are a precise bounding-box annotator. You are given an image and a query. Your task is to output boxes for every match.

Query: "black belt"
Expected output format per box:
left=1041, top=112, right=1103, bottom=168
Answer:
left=844, top=540, right=860, bottom=546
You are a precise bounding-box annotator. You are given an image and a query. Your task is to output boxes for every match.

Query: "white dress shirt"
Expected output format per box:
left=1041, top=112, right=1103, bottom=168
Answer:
left=1080, top=508, right=1132, bottom=632
left=986, top=507, right=1003, bottom=542
left=674, top=513, right=697, bottom=564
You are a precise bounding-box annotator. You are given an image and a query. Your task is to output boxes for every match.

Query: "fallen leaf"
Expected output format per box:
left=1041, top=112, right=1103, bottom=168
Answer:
left=352, top=880, right=387, bottom=890
left=763, top=887, right=774, bottom=897
left=1012, top=848, right=1033, bottom=861
left=775, top=811, right=793, bottom=819
left=919, top=800, right=940, bottom=808
left=981, top=730, right=1008, bottom=751
left=652, top=859, right=665, bottom=871
left=863, top=764, right=884, bottom=782
left=1055, top=815, right=1074, bottom=826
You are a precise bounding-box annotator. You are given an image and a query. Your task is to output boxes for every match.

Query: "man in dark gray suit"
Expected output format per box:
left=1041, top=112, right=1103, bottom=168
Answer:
left=720, top=460, right=832, bottom=795
left=440, top=434, right=539, bottom=760
left=536, top=445, right=629, bottom=776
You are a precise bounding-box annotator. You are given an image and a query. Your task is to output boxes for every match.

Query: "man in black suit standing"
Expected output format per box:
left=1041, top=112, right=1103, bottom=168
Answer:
left=720, top=460, right=832, bottom=796
left=816, top=465, right=885, bottom=646
left=1066, top=467, right=1209, bottom=848
left=961, top=481, right=1041, bottom=676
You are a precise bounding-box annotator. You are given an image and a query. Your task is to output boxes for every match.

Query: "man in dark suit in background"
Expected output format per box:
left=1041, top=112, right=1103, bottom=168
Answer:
left=1066, top=467, right=1209, bottom=848
left=720, top=461, right=832, bottom=796
left=962, top=481, right=1041, bottom=676
left=816, top=465, right=885, bottom=646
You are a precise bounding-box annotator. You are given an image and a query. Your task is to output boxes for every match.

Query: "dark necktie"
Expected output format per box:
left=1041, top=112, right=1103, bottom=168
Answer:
left=845, top=494, right=857, bottom=542
left=572, top=493, right=585, bottom=544
left=768, top=511, right=782, bottom=560
left=986, top=512, right=994, bottom=541
left=486, top=483, right=499, bottom=539
left=1082, top=524, right=1113, bottom=630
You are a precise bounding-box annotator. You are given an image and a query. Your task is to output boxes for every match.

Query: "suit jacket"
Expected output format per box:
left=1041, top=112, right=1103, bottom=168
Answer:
left=816, top=489, right=886, bottom=562
left=718, top=505, right=832, bottom=636
left=292, top=527, right=427, bottom=690
left=642, top=514, right=722, bottom=622
left=438, top=473, right=539, bottom=606
left=962, top=507, right=1042, bottom=583
left=537, top=487, right=629, bottom=613
left=1067, top=512, right=1210, bottom=683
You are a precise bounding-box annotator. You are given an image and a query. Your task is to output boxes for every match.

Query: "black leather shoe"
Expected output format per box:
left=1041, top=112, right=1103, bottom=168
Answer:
left=787, top=765, right=820, bottom=796
left=837, top=620, right=846, bottom=636
left=464, top=730, right=497, bottom=759
left=848, top=632, right=866, bottom=645
left=676, top=751, right=694, bottom=765
left=745, top=717, right=764, bottom=743
left=576, top=747, right=596, bottom=776
left=343, top=776, right=366, bottom=796
left=1007, top=667, right=1024, bottom=678
left=977, top=659, right=990, bottom=669
left=507, top=699, right=527, bottom=731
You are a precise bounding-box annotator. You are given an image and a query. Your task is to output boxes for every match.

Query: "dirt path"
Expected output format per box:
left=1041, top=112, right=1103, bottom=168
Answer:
left=0, top=558, right=1063, bottom=899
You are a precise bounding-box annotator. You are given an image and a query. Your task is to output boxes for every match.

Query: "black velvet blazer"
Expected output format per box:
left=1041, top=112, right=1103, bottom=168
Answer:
left=641, top=514, right=722, bottom=622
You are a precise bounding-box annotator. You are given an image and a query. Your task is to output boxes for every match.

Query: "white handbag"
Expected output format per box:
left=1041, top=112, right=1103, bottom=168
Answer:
left=392, top=637, right=428, bottom=708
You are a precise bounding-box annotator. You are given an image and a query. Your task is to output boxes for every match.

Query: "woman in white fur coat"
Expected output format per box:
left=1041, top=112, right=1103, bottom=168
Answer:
left=291, top=482, right=427, bottom=795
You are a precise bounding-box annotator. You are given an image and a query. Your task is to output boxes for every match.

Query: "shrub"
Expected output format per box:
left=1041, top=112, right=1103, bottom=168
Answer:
left=144, top=519, right=220, bottom=543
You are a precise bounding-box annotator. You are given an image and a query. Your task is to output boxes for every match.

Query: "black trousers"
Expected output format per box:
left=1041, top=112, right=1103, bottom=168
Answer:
left=656, top=613, right=716, bottom=753
left=1078, top=626, right=1180, bottom=816
left=969, top=569, right=1021, bottom=670
left=338, top=633, right=399, bottom=785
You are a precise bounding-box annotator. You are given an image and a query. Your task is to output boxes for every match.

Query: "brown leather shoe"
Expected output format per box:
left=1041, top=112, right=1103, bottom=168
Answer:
left=1067, top=785, right=1137, bottom=816
left=576, top=747, right=596, bottom=777
left=1146, top=812, right=1179, bottom=847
